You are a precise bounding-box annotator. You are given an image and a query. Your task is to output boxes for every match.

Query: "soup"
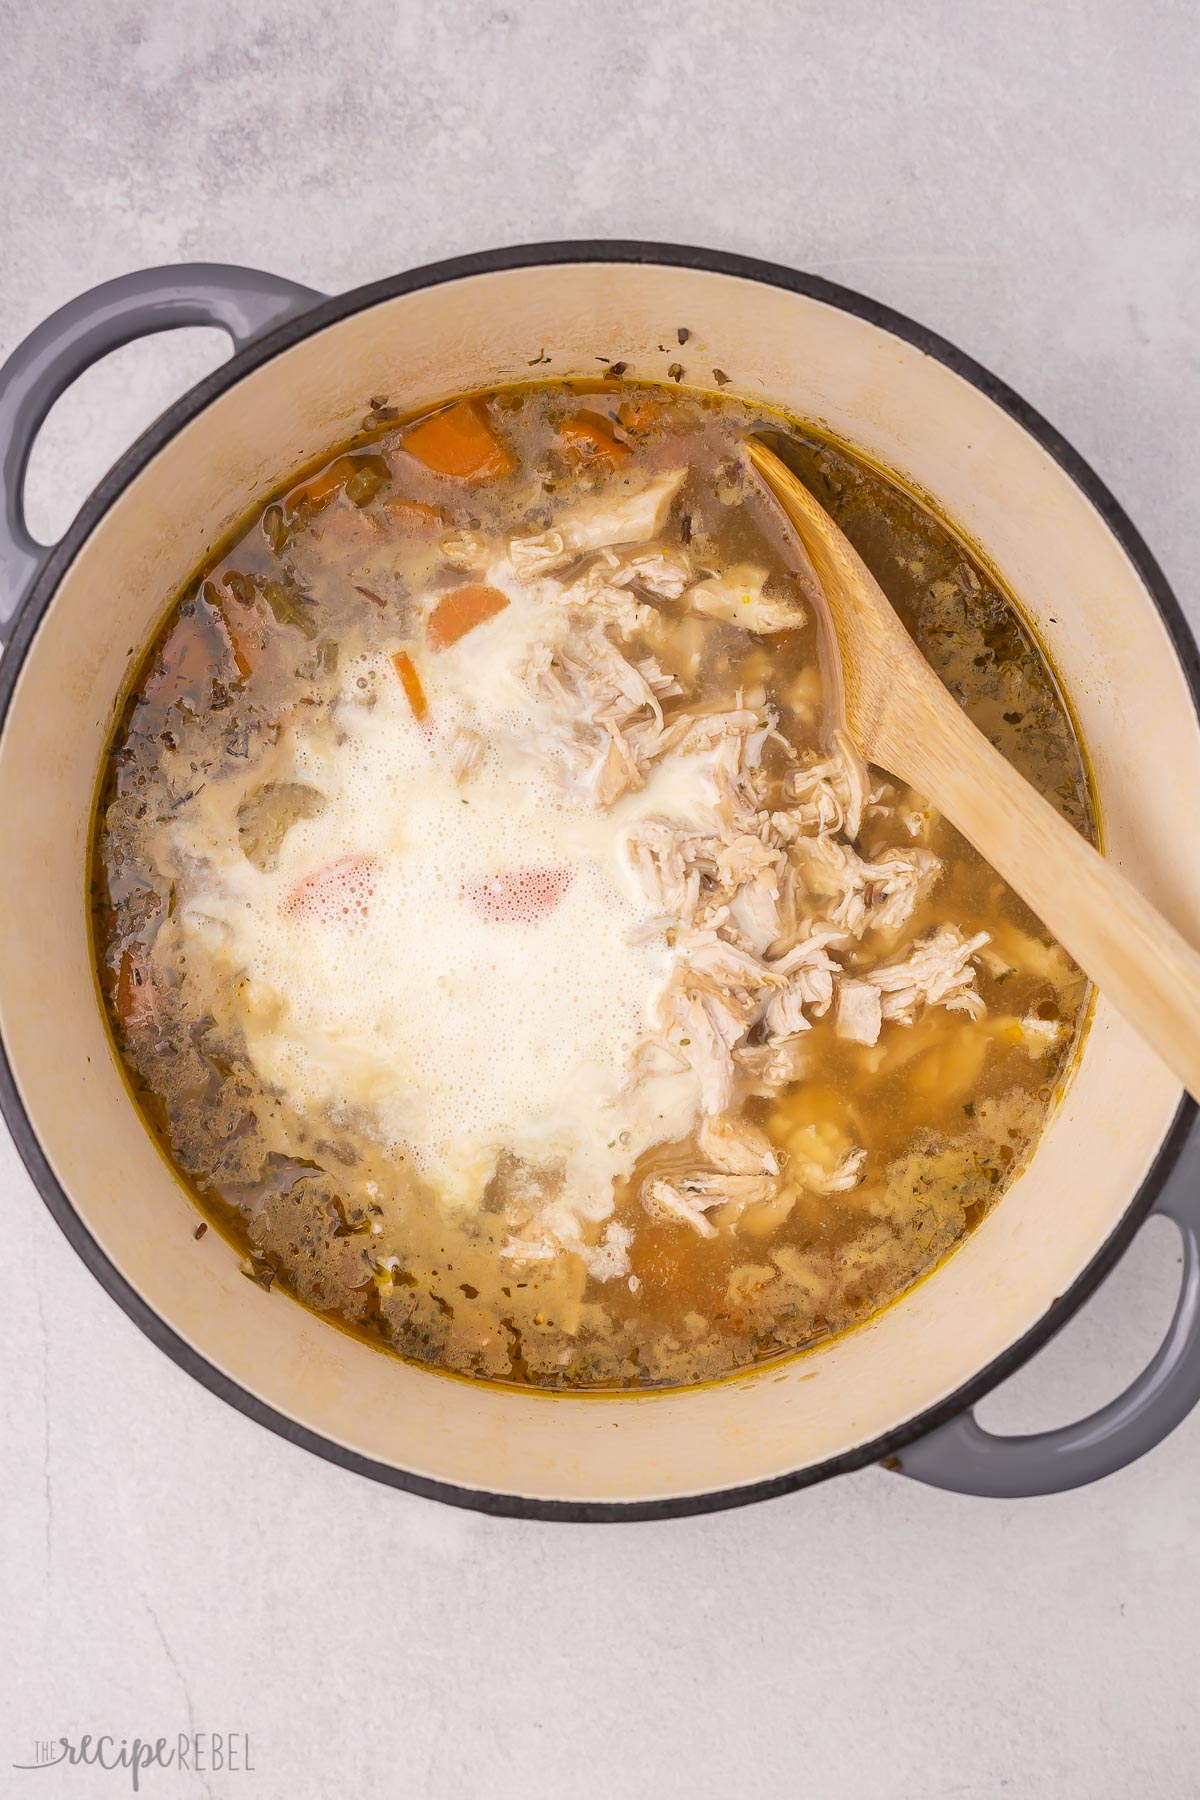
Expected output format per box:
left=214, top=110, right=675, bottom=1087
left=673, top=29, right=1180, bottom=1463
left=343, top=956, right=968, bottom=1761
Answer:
left=92, top=380, right=1092, bottom=1390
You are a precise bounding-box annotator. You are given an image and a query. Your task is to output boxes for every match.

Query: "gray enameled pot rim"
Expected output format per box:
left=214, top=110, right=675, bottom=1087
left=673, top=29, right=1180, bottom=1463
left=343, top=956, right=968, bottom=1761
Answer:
left=0, top=239, right=1196, bottom=1519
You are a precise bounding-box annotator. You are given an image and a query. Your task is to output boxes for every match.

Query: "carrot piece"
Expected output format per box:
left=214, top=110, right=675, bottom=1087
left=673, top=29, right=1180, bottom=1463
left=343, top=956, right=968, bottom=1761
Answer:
left=557, top=410, right=631, bottom=468
left=381, top=496, right=445, bottom=533
left=145, top=601, right=225, bottom=707
left=281, top=853, right=379, bottom=926
left=114, top=947, right=156, bottom=1028
left=427, top=584, right=509, bottom=651
left=284, top=454, right=389, bottom=519
left=401, top=400, right=514, bottom=482
left=392, top=649, right=429, bottom=721
left=221, top=618, right=257, bottom=679
left=616, top=396, right=668, bottom=439
left=284, top=455, right=354, bottom=518
left=209, top=574, right=267, bottom=678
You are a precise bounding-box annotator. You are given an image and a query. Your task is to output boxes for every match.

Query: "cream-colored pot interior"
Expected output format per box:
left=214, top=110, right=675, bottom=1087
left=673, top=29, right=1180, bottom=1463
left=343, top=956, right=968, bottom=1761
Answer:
left=1, top=260, right=1196, bottom=1505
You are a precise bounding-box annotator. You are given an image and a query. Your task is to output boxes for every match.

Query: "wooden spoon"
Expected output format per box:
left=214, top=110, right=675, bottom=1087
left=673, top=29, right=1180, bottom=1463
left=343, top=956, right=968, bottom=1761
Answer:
left=746, top=435, right=1200, bottom=1104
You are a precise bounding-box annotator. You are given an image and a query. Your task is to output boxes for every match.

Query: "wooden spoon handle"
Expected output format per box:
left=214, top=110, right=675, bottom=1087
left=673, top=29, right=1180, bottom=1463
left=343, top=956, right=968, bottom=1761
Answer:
left=889, top=684, right=1200, bottom=1103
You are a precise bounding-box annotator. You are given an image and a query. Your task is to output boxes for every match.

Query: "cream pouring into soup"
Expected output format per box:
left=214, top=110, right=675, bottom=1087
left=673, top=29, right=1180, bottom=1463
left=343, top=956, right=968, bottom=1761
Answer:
left=92, top=379, right=1092, bottom=1390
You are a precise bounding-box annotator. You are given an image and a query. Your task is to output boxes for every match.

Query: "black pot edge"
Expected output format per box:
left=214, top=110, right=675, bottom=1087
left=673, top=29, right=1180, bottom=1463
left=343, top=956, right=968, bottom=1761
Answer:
left=2, top=238, right=1197, bottom=1522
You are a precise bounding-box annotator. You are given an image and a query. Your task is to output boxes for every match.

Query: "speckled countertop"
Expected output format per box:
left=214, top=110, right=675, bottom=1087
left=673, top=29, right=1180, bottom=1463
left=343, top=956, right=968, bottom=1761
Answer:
left=2, top=3, right=1198, bottom=1795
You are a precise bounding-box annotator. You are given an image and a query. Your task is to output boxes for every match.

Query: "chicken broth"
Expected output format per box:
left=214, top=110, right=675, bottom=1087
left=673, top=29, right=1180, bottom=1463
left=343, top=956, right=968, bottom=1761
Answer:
left=92, top=380, right=1093, bottom=1390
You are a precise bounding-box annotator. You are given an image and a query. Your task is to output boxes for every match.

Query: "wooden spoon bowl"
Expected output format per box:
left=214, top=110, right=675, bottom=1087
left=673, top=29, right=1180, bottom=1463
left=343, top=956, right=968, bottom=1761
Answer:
left=747, top=435, right=1200, bottom=1104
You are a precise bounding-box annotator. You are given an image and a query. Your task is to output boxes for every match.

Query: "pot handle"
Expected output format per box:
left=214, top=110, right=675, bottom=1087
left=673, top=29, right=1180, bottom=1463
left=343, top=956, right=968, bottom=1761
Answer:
left=893, top=1115, right=1200, bottom=1496
left=0, top=263, right=322, bottom=639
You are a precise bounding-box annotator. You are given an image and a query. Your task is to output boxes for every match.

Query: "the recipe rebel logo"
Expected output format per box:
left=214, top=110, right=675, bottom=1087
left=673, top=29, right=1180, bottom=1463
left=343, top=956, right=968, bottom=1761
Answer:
left=12, top=1732, right=255, bottom=1790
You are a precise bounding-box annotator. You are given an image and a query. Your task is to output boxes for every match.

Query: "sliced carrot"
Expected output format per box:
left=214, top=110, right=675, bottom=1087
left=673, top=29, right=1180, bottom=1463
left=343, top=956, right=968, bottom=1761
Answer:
left=284, top=455, right=354, bottom=518
left=427, top=584, right=509, bottom=651
left=380, top=495, right=445, bottom=533
left=281, top=853, right=379, bottom=926
left=616, top=396, right=669, bottom=439
left=401, top=400, right=514, bottom=482
left=145, top=602, right=224, bottom=707
left=220, top=618, right=258, bottom=680
left=209, top=574, right=268, bottom=678
left=557, top=410, right=631, bottom=468
left=284, top=454, right=389, bottom=519
left=114, top=947, right=156, bottom=1028
left=392, top=649, right=429, bottom=722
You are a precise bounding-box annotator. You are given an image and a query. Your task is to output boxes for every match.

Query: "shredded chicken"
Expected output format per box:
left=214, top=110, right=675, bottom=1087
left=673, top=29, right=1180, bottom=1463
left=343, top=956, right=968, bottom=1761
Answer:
left=508, top=533, right=570, bottom=582
left=448, top=726, right=484, bottom=785
left=626, top=819, right=705, bottom=923
left=794, top=1146, right=867, bottom=1196
left=655, top=970, right=760, bottom=1114
left=685, top=563, right=806, bottom=634
left=488, top=479, right=997, bottom=1262
left=624, top=705, right=765, bottom=777
left=735, top=1037, right=810, bottom=1091
left=698, top=1114, right=780, bottom=1176
left=711, top=724, right=773, bottom=838
left=788, top=731, right=873, bottom=840
left=977, top=942, right=1016, bottom=980
left=552, top=545, right=699, bottom=638
left=557, top=577, right=653, bottom=638
left=593, top=727, right=645, bottom=807
left=836, top=978, right=884, bottom=1047
left=583, top=1221, right=633, bottom=1281
left=716, top=834, right=782, bottom=890
left=501, top=1229, right=560, bottom=1267
left=635, top=654, right=683, bottom=699
left=509, top=470, right=686, bottom=579
left=680, top=925, right=789, bottom=994
left=793, top=836, right=940, bottom=939
left=763, top=923, right=849, bottom=1039
left=728, top=865, right=784, bottom=954
left=523, top=619, right=679, bottom=804
left=1019, top=1014, right=1065, bottom=1052
left=617, top=547, right=694, bottom=599
left=863, top=926, right=990, bottom=1024
left=643, top=1171, right=778, bottom=1239
left=1000, top=1013, right=1068, bottom=1058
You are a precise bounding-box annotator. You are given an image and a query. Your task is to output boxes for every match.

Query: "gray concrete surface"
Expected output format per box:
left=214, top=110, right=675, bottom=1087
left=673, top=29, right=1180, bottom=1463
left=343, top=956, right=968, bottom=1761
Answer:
left=1, top=1, right=1198, bottom=1795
